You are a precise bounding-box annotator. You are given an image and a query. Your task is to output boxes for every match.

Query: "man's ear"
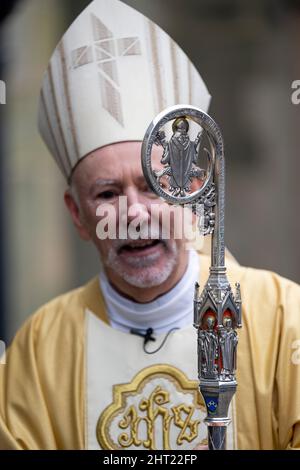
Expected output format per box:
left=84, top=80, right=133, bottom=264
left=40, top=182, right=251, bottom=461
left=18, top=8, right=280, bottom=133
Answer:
left=64, top=189, right=91, bottom=241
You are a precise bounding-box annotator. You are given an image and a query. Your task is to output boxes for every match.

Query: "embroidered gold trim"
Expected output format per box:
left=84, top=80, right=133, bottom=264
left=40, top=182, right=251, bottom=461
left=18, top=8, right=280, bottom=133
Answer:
left=97, top=364, right=206, bottom=450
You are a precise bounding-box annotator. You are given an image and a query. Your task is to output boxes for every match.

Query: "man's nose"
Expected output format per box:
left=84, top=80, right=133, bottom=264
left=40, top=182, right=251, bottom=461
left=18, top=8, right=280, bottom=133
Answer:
left=125, top=187, right=150, bottom=224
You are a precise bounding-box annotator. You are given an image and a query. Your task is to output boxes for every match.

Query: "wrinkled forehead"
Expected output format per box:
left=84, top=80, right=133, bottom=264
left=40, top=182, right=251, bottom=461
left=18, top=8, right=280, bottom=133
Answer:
left=71, top=141, right=162, bottom=188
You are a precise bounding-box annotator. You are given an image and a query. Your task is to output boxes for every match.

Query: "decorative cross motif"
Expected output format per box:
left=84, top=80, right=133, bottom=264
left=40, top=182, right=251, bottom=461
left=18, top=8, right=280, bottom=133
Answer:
left=71, top=13, right=142, bottom=126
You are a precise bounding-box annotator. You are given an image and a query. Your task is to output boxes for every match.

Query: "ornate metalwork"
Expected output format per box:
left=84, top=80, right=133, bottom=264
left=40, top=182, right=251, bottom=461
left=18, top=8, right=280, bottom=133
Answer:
left=198, top=315, right=218, bottom=379
left=154, top=119, right=205, bottom=197
left=191, top=183, right=216, bottom=235
left=141, top=105, right=242, bottom=450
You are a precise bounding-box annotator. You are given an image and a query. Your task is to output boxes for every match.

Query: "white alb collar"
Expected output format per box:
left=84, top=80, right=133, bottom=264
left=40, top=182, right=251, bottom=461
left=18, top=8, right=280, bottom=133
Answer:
left=99, top=250, right=199, bottom=335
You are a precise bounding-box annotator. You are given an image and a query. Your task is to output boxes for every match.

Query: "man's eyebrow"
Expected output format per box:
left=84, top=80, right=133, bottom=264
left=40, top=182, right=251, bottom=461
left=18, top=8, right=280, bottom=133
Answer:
left=89, top=179, right=120, bottom=193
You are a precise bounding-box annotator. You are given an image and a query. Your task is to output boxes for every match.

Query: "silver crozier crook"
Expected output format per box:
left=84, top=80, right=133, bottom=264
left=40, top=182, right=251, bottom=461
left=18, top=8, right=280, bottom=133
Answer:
left=141, top=105, right=242, bottom=450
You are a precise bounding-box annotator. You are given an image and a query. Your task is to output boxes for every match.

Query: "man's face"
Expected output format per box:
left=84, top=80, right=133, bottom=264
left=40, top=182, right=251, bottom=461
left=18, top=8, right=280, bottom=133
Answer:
left=67, top=142, right=189, bottom=295
left=173, top=119, right=189, bottom=135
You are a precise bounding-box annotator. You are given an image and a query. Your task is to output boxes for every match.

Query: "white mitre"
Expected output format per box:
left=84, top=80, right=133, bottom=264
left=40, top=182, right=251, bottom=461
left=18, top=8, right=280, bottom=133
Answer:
left=38, top=0, right=211, bottom=181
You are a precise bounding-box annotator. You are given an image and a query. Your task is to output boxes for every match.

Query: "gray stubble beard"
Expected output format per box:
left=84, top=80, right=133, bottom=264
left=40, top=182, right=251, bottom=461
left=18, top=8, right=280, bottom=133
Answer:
left=104, top=240, right=179, bottom=289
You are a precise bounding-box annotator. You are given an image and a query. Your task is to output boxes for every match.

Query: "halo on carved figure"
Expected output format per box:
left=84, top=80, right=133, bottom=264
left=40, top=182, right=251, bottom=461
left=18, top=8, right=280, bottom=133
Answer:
left=141, top=105, right=224, bottom=205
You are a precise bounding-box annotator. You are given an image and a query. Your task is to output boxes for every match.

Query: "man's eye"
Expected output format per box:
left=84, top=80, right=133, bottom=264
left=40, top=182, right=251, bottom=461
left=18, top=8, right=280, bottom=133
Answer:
left=142, top=185, right=155, bottom=195
left=97, top=191, right=117, bottom=200
left=143, top=185, right=152, bottom=193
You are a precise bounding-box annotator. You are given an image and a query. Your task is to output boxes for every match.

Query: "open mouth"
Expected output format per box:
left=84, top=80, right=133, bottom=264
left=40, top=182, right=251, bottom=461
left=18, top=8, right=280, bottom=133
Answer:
left=118, top=239, right=163, bottom=255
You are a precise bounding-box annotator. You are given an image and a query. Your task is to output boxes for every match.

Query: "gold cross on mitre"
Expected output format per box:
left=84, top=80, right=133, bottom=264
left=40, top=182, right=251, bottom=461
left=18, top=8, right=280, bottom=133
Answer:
left=71, top=13, right=142, bottom=126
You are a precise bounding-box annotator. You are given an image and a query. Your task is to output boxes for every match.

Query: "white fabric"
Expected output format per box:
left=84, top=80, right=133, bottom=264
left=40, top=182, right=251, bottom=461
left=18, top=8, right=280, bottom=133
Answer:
left=86, top=310, right=237, bottom=450
left=99, top=250, right=199, bottom=335
left=38, top=0, right=211, bottom=180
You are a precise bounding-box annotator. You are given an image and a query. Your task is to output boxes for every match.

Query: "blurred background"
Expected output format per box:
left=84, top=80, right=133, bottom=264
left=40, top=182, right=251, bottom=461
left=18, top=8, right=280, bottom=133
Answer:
left=0, top=0, right=300, bottom=343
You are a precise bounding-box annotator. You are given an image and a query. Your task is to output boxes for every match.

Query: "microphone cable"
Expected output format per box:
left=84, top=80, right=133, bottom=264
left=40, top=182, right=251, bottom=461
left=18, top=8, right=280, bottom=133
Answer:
left=130, top=327, right=179, bottom=354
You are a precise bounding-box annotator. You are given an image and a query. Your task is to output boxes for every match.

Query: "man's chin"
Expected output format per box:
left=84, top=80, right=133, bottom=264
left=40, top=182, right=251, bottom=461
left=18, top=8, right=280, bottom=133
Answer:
left=116, top=263, right=176, bottom=289
left=105, top=247, right=179, bottom=289
left=102, top=239, right=181, bottom=289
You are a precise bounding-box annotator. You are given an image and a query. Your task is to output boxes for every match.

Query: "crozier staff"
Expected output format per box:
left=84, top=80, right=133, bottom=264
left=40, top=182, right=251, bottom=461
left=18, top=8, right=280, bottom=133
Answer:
left=0, top=0, right=300, bottom=450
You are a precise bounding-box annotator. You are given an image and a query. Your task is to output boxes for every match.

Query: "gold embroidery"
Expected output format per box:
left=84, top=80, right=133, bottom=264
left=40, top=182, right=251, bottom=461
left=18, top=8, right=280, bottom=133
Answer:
left=139, top=386, right=173, bottom=450
left=117, top=37, right=141, bottom=56
left=95, top=39, right=116, bottom=60
left=170, top=37, right=180, bottom=103
left=48, top=62, right=71, bottom=171
left=99, top=75, right=124, bottom=126
left=97, top=364, right=206, bottom=450
left=71, top=14, right=142, bottom=127
left=40, top=90, right=66, bottom=176
left=118, top=406, right=143, bottom=447
left=91, top=13, right=113, bottom=41
left=98, top=60, right=119, bottom=85
left=59, top=40, right=80, bottom=162
left=72, top=46, right=93, bottom=68
left=172, top=404, right=200, bottom=445
left=148, top=21, right=165, bottom=113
